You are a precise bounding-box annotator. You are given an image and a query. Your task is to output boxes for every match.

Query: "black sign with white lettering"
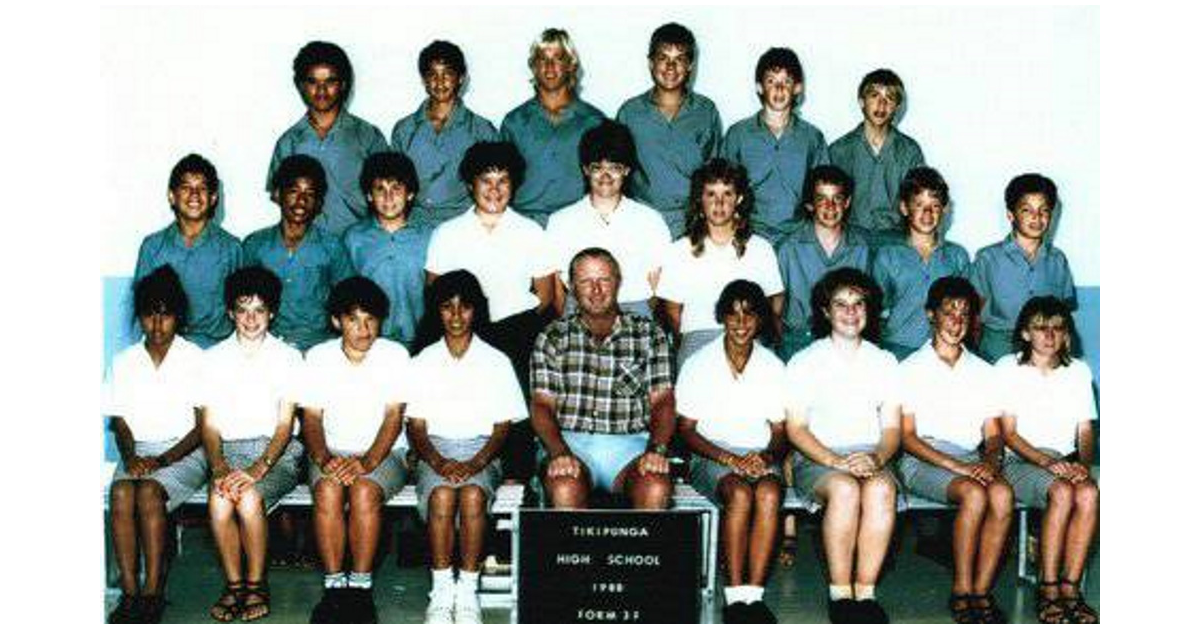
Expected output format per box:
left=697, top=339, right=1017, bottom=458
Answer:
left=517, top=509, right=701, bottom=623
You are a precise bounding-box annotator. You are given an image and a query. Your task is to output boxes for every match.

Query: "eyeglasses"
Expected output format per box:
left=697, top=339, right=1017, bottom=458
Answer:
left=586, top=162, right=629, bottom=177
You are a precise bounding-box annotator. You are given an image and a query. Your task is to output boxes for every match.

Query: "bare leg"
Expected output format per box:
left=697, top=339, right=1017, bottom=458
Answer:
left=1061, top=481, right=1098, bottom=584
left=543, top=466, right=591, bottom=510
left=427, top=487, right=458, bottom=570
left=973, top=482, right=1013, bottom=594
left=313, top=480, right=347, bottom=574
left=135, top=481, right=170, bottom=595
left=348, top=479, right=384, bottom=574
left=719, top=476, right=753, bottom=587
left=854, top=474, right=897, bottom=586
left=208, top=491, right=243, bottom=583
left=458, top=486, right=488, bottom=572
left=1039, top=481, right=1075, bottom=594
left=234, top=488, right=269, bottom=584
left=748, top=477, right=782, bottom=586
left=814, top=473, right=862, bottom=587
left=110, top=481, right=140, bottom=596
left=623, top=467, right=673, bottom=511
left=945, top=478, right=987, bottom=596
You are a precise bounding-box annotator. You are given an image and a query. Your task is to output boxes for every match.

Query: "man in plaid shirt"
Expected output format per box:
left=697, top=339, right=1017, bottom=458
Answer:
left=531, top=247, right=676, bottom=509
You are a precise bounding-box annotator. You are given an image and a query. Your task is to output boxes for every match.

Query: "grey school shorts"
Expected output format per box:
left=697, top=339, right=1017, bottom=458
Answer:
left=111, top=440, right=208, bottom=513
left=415, top=435, right=501, bottom=522
left=689, top=443, right=783, bottom=507
left=217, top=437, right=303, bottom=511
left=308, top=447, right=409, bottom=501
left=792, top=445, right=905, bottom=513
left=897, top=439, right=983, bottom=503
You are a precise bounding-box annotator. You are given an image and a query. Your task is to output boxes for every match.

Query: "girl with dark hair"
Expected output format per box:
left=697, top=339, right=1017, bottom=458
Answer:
left=406, top=270, right=523, bottom=623
left=106, top=265, right=208, bottom=623
left=658, top=159, right=784, bottom=368
left=997, top=297, right=1098, bottom=623
left=677, top=280, right=788, bottom=623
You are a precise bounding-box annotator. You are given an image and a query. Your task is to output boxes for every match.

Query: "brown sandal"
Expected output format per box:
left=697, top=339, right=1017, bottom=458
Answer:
left=948, top=593, right=977, bottom=624
left=1036, top=581, right=1069, bottom=624
left=240, top=580, right=271, bottom=622
left=209, top=582, right=243, bottom=623
left=1059, top=579, right=1098, bottom=623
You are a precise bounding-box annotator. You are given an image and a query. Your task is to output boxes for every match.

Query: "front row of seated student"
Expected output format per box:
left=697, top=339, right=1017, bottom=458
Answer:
left=199, top=266, right=305, bottom=622
left=531, top=247, right=677, bottom=510
left=676, top=280, right=789, bottom=624
left=406, top=271, right=526, bottom=623
left=998, top=297, right=1098, bottom=624
left=302, top=276, right=410, bottom=623
left=106, top=266, right=208, bottom=623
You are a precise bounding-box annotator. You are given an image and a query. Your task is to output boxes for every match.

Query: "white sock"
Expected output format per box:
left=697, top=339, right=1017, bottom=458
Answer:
left=324, top=572, right=347, bottom=589
left=829, top=584, right=854, bottom=601
left=744, top=586, right=765, bottom=603
left=458, top=570, right=480, bottom=592
left=432, top=568, right=455, bottom=591
left=348, top=571, right=372, bottom=589
left=854, top=584, right=876, bottom=601
left=724, top=586, right=744, bottom=605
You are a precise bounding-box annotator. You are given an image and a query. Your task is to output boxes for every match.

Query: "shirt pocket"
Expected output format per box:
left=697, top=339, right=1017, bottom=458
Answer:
left=613, top=359, right=647, bottom=399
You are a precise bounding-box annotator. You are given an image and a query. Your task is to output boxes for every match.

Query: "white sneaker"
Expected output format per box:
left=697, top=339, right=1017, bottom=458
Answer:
left=453, top=583, right=482, bottom=624
left=425, top=581, right=455, bottom=624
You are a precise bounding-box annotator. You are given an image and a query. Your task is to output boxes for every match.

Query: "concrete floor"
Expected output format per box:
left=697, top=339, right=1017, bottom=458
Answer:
left=104, top=512, right=1098, bottom=623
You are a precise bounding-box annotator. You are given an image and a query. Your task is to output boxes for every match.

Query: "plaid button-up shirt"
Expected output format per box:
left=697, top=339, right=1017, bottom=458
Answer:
left=531, top=313, right=673, bottom=434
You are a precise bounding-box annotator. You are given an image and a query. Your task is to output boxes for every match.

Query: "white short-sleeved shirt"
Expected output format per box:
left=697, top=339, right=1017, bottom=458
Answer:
left=784, top=338, right=900, bottom=449
left=424, top=208, right=554, bottom=321
left=301, top=338, right=412, bottom=452
left=676, top=336, right=787, bottom=450
left=407, top=338, right=527, bottom=440
left=899, top=343, right=1002, bottom=451
left=199, top=334, right=303, bottom=440
left=104, top=337, right=205, bottom=442
left=995, top=354, right=1097, bottom=455
left=545, top=196, right=672, bottom=304
left=656, top=235, right=784, bottom=334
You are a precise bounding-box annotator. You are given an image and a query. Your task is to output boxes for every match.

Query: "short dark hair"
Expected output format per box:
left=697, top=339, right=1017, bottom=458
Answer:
left=134, top=265, right=189, bottom=330
left=271, top=154, right=328, bottom=201
left=857, top=68, right=906, bottom=105
left=578, top=121, right=639, bottom=191
left=924, top=276, right=980, bottom=324
left=293, top=41, right=354, bottom=101
left=1005, top=173, right=1058, bottom=211
left=648, top=22, right=695, bottom=60
left=899, top=166, right=949, bottom=207
left=1012, top=296, right=1077, bottom=366
left=685, top=158, right=754, bottom=257
left=168, top=153, right=219, bottom=194
left=359, top=151, right=420, bottom=198
left=224, top=265, right=282, bottom=314
left=459, top=141, right=526, bottom=191
left=714, top=279, right=778, bottom=346
left=802, top=164, right=855, bottom=218
left=412, top=269, right=493, bottom=353
left=810, top=267, right=883, bottom=343
left=755, top=47, right=804, bottom=84
left=328, top=276, right=390, bottom=321
left=568, top=246, right=623, bottom=287
left=418, top=40, right=467, bottom=77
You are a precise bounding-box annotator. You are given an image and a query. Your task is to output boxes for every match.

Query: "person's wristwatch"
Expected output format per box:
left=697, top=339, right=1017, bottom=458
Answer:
left=154, top=454, right=170, bottom=468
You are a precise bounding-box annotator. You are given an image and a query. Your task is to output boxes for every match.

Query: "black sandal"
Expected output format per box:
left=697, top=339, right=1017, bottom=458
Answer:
left=948, top=593, right=977, bottom=624
left=970, top=593, right=1006, bottom=624
left=1036, top=580, right=1069, bottom=624
left=108, top=594, right=141, bottom=623
left=139, top=594, right=167, bottom=623
left=240, top=580, right=271, bottom=622
left=209, top=581, right=243, bottom=623
left=1059, top=579, right=1098, bottom=623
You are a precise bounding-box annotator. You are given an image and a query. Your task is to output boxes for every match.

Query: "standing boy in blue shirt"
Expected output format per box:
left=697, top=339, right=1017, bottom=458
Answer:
left=244, top=154, right=354, bottom=353
left=830, top=69, right=926, bottom=245
left=616, top=22, right=723, bottom=237
left=500, top=28, right=606, bottom=227
left=268, top=41, right=389, bottom=236
left=970, top=173, right=1077, bottom=362
left=870, top=166, right=970, bottom=359
left=134, top=154, right=243, bottom=349
left=722, top=47, right=829, bottom=246
left=391, top=40, right=498, bottom=229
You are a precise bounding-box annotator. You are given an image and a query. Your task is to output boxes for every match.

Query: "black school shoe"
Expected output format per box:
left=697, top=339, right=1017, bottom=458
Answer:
left=745, top=600, right=777, bottom=623
left=138, top=594, right=167, bottom=623
left=855, top=598, right=890, bottom=624
left=108, top=594, right=140, bottom=623
left=723, top=602, right=752, bottom=623
left=344, top=588, right=378, bottom=624
left=828, top=598, right=859, bottom=624
left=310, top=588, right=347, bottom=623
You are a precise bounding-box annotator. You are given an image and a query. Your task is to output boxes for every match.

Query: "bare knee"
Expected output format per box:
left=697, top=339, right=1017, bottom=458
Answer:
left=753, top=478, right=783, bottom=517
left=428, top=487, right=458, bottom=519
left=630, top=473, right=672, bottom=510
left=544, top=474, right=588, bottom=509
left=314, top=480, right=345, bottom=518
left=823, top=475, right=862, bottom=512
left=957, top=480, right=988, bottom=516
left=1073, top=481, right=1099, bottom=513
left=110, top=481, right=136, bottom=516
left=1046, top=480, right=1074, bottom=510
left=458, top=486, right=488, bottom=518
left=721, top=478, right=753, bottom=514
left=135, top=481, right=167, bottom=515
left=861, top=474, right=896, bottom=510
left=987, top=481, right=1014, bottom=518
left=350, top=480, right=383, bottom=513
left=235, top=487, right=265, bottom=519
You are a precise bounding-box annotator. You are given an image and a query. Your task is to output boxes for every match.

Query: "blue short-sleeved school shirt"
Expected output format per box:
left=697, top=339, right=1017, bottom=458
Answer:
left=342, top=218, right=433, bottom=348
left=829, top=123, right=925, bottom=237
left=871, top=239, right=970, bottom=352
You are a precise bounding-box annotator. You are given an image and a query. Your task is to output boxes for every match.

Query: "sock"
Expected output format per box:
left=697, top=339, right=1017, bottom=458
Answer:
left=458, top=570, right=480, bottom=592
left=432, top=568, right=455, bottom=590
left=744, top=586, right=765, bottom=603
left=724, top=586, right=745, bottom=605
left=324, top=572, right=347, bottom=589
left=854, top=584, right=876, bottom=601
left=348, top=571, right=373, bottom=590
left=829, top=584, right=853, bottom=601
